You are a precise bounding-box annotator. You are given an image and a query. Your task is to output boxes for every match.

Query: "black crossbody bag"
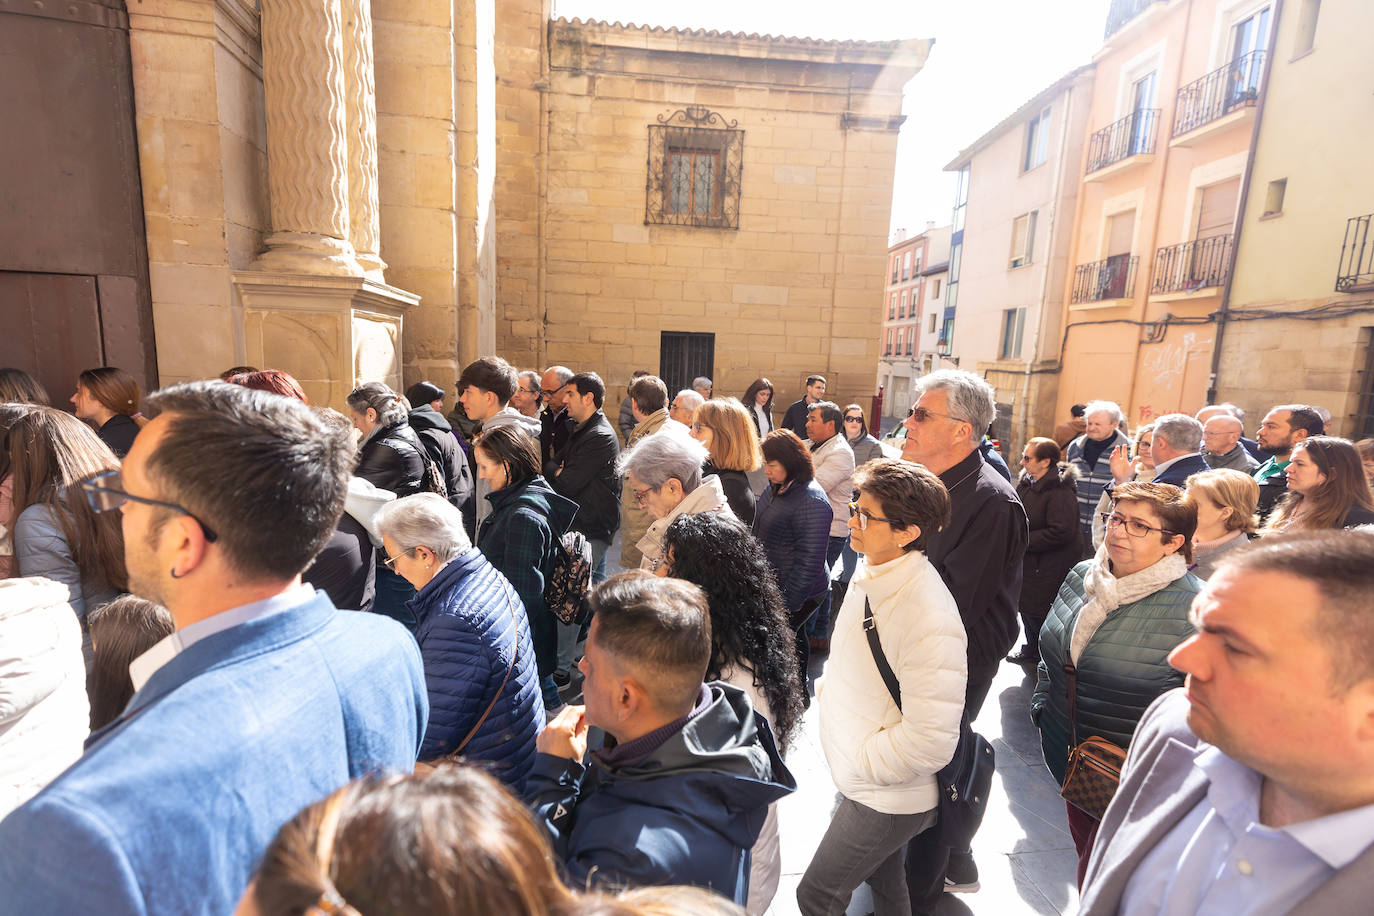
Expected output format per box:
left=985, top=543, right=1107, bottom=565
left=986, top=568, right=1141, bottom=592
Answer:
left=864, top=597, right=995, bottom=848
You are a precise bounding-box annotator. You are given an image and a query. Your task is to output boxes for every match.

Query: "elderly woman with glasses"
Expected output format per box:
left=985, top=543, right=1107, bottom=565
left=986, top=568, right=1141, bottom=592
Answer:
left=618, top=428, right=734, bottom=572
left=1030, top=481, right=1201, bottom=886
left=372, top=493, right=544, bottom=790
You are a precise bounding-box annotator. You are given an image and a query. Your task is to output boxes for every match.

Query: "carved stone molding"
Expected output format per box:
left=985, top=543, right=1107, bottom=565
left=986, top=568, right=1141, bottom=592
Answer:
left=253, top=0, right=359, bottom=276
left=341, top=0, right=385, bottom=279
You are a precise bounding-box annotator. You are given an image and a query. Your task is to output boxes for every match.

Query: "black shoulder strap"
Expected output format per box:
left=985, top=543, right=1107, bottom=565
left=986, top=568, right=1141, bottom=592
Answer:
left=864, top=597, right=902, bottom=711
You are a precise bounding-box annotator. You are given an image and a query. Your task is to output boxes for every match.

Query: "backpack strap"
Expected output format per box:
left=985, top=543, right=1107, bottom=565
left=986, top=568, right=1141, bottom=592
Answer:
left=864, top=596, right=901, bottom=711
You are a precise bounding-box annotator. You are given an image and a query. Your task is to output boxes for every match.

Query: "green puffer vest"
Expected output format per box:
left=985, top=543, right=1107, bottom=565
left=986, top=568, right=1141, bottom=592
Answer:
left=1030, top=560, right=1201, bottom=785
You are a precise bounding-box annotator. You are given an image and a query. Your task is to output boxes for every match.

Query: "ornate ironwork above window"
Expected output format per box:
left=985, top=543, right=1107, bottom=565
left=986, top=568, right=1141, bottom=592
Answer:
left=645, top=107, right=744, bottom=230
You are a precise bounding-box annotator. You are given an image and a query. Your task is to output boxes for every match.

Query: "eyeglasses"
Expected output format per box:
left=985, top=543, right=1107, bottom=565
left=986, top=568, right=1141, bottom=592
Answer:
left=1099, top=512, right=1175, bottom=539
left=540, top=383, right=567, bottom=398
left=382, top=547, right=417, bottom=570
left=848, top=501, right=899, bottom=531
left=633, top=486, right=656, bottom=505
left=690, top=422, right=707, bottom=433
left=907, top=406, right=965, bottom=425
left=81, top=469, right=219, bottom=542
left=518, top=386, right=539, bottom=397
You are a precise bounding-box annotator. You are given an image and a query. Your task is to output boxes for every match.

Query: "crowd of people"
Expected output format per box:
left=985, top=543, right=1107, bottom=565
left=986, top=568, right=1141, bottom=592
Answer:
left=0, top=359, right=1372, bottom=916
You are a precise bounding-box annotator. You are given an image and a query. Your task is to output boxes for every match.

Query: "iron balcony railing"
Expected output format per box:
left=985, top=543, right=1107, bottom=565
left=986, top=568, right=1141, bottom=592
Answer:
left=1086, top=109, right=1160, bottom=174
left=1072, top=255, right=1137, bottom=304
left=1336, top=214, right=1374, bottom=293
left=1152, top=235, right=1234, bottom=294
left=1105, top=0, right=1164, bottom=38
left=1173, top=51, right=1265, bottom=137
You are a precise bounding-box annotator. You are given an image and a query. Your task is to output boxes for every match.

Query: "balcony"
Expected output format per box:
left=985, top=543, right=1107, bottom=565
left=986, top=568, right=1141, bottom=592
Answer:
left=1105, top=0, right=1166, bottom=39
left=1071, top=255, right=1137, bottom=307
left=1086, top=110, right=1159, bottom=179
left=1336, top=214, right=1374, bottom=293
left=1151, top=235, right=1233, bottom=300
left=1172, top=52, right=1264, bottom=145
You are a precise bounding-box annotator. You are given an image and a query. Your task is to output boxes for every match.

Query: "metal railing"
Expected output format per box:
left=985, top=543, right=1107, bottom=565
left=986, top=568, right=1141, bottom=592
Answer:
left=1336, top=214, right=1374, bottom=292
left=1105, top=0, right=1164, bottom=38
left=1072, top=255, right=1137, bottom=304
left=1086, top=109, right=1159, bottom=173
left=1152, top=235, right=1234, bottom=294
left=1173, top=51, right=1265, bottom=137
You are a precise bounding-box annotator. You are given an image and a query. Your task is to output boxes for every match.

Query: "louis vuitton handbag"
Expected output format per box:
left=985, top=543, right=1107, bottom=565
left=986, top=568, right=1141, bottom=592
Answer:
left=1059, top=661, right=1127, bottom=821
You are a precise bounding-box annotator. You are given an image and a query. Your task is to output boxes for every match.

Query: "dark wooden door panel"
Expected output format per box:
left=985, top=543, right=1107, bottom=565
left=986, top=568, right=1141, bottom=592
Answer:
left=0, top=272, right=105, bottom=403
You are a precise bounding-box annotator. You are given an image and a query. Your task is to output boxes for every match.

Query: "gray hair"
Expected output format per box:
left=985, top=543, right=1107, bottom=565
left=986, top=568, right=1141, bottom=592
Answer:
left=617, top=429, right=709, bottom=493
left=1152, top=413, right=1204, bottom=452
left=542, top=365, right=573, bottom=384
left=1083, top=399, right=1124, bottom=424
left=347, top=382, right=408, bottom=429
left=373, top=493, right=472, bottom=564
left=674, top=389, right=705, bottom=413
left=915, top=369, right=996, bottom=437
left=692, top=377, right=712, bottom=390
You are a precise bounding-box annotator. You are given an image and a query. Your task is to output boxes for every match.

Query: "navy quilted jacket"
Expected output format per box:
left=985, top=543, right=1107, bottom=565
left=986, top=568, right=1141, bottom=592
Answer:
left=1030, top=561, right=1201, bottom=784
left=409, top=548, right=544, bottom=790
left=751, top=479, right=833, bottom=615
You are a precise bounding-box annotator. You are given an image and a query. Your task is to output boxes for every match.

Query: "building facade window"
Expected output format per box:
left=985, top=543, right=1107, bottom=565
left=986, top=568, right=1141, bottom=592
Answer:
left=1024, top=106, right=1051, bottom=171
left=1010, top=211, right=1038, bottom=268
left=889, top=294, right=897, bottom=319
left=952, top=166, right=970, bottom=233
left=899, top=291, right=907, bottom=318
left=891, top=257, right=899, bottom=283
left=929, top=312, right=938, bottom=334
left=903, top=250, right=912, bottom=280
left=645, top=107, right=743, bottom=229
left=659, top=331, right=715, bottom=395
left=932, top=277, right=942, bottom=300
left=999, top=308, right=1027, bottom=359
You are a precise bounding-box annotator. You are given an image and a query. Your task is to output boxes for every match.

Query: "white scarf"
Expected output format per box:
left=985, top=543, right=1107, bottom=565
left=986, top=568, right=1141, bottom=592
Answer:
left=1068, top=544, right=1189, bottom=664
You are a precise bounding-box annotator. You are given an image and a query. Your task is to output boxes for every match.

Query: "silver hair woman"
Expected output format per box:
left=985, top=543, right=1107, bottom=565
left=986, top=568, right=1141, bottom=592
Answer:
left=370, top=493, right=544, bottom=779
left=617, top=430, right=734, bottom=571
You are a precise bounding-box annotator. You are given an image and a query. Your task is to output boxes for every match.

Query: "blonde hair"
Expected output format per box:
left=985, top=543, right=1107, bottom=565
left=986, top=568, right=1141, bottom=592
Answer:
left=692, top=398, right=762, bottom=472
left=1185, top=468, right=1259, bottom=535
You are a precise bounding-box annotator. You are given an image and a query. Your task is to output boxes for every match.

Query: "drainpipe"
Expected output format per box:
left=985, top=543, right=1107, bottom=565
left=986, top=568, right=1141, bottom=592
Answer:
left=1206, top=0, right=1284, bottom=405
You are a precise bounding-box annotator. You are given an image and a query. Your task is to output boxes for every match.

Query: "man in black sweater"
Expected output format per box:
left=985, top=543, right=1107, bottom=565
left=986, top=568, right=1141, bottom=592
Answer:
left=779, top=374, right=827, bottom=437
left=898, top=369, right=1028, bottom=912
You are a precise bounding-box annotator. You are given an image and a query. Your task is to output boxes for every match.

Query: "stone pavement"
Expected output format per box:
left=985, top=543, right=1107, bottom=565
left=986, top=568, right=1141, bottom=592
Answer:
left=602, top=533, right=1079, bottom=916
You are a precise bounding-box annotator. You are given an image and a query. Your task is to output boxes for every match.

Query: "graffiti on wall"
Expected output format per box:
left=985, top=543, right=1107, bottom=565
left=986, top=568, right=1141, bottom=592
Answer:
left=1137, top=331, right=1214, bottom=418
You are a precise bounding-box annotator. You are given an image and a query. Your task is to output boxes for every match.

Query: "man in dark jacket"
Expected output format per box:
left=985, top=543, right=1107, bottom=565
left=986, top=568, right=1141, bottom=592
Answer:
left=898, top=369, right=1028, bottom=910
left=407, top=380, right=476, bottom=537
left=780, top=374, right=827, bottom=437
left=550, top=372, right=621, bottom=580
left=525, top=574, right=795, bottom=904
left=539, top=365, right=576, bottom=469
left=1066, top=401, right=1131, bottom=556
left=1146, top=414, right=1210, bottom=488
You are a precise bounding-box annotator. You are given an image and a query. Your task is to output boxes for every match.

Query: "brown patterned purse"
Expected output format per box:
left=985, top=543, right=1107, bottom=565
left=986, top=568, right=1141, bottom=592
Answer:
left=1059, top=661, right=1128, bottom=821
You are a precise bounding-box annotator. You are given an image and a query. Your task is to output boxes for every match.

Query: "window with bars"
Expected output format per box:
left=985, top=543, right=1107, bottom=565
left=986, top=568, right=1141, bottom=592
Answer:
left=660, top=331, right=715, bottom=396
left=646, top=107, right=743, bottom=229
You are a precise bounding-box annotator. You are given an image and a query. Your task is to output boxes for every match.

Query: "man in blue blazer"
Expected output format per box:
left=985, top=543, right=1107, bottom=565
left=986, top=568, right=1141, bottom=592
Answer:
left=0, top=381, right=429, bottom=916
left=1146, top=413, right=1210, bottom=488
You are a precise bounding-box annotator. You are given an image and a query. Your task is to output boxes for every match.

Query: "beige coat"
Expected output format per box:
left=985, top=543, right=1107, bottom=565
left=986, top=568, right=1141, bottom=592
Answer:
left=618, top=410, right=686, bottom=567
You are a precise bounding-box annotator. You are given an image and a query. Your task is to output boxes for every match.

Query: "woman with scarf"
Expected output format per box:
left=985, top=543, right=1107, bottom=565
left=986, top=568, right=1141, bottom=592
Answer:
left=1030, top=481, right=1201, bottom=886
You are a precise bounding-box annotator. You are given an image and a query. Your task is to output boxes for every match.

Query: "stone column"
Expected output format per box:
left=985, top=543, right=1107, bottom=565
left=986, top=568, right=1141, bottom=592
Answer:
left=253, top=0, right=361, bottom=276
left=342, top=0, right=386, bottom=279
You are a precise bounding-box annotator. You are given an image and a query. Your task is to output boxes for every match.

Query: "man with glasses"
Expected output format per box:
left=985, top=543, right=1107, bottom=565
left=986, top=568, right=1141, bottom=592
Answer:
left=539, top=365, right=576, bottom=470
left=898, top=369, right=1027, bottom=910
left=0, top=381, right=427, bottom=916
left=668, top=388, right=704, bottom=427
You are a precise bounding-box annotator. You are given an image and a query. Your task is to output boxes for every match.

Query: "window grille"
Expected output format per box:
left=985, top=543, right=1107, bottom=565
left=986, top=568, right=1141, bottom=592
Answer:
left=646, top=107, right=743, bottom=229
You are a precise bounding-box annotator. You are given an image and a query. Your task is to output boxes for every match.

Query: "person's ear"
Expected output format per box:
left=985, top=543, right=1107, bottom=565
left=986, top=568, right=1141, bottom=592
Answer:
left=896, top=524, right=922, bottom=550
left=1163, top=532, right=1185, bottom=556
left=366, top=407, right=379, bottom=425
left=167, top=513, right=212, bottom=580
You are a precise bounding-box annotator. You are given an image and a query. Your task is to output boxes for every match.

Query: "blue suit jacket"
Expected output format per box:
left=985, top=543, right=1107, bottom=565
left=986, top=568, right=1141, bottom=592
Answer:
left=0, top=591, right=428, bottom=916
left=1152, top=453, right=1211, bottom=488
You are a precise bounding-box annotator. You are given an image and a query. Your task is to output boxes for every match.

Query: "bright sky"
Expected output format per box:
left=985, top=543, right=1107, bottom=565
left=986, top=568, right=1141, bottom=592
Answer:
left=552, top=0, right=1108, bottom=238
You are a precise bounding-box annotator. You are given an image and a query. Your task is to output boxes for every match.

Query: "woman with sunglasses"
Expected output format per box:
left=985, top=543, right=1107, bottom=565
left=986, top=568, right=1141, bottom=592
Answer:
left=8, top=408, right=126, bottom=655
left=1030, top=481, right=1201, bottom=886
left=1262, top=435, right=1374, bottom=533
left=372, top=493, right=544, bottom=789
left=689, top=398, right=763, bottom=524
left=798, top=458, right=965, bottom=916
left=842, top=404, right=883, bottom=467
left=1007, top=437, right=1080, bottom=667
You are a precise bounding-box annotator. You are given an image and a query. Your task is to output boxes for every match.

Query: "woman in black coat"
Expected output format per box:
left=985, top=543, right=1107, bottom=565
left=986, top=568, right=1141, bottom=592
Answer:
left=1008, top=437, right=1081, bottom=665
left=690, top=398, right=763, bottom=525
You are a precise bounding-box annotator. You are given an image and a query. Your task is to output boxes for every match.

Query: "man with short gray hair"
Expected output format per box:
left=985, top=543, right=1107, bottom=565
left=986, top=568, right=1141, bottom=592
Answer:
left=669, top=388, right=704, bottom=426
left=1148, top=414, right=1209, bottom=487
left=1201, top=415, right=1259, bottom=473
left=1066, top=400, right=1131, bottom=555
left=899, top=369, right=1028, bottom=907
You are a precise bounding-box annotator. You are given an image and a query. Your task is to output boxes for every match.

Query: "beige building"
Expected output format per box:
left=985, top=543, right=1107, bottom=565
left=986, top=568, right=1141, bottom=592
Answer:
left=3, top=0, right=926, bottom=415
left=1215, top=0, right=1374, bottom=438
left=876, top=223, right=950, bottom=418
left=494, top=18, right=930, bottom=412
left=941, top=65, right=1095, bottom=454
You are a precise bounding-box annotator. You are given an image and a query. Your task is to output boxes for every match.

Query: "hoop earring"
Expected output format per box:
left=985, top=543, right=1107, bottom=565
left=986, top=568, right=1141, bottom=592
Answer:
left=169, top=567, right=184, bottom=579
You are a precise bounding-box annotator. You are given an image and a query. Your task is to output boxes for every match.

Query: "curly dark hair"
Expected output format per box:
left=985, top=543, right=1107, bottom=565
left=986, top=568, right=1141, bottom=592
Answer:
left=661, top=512, right=803, bottom=749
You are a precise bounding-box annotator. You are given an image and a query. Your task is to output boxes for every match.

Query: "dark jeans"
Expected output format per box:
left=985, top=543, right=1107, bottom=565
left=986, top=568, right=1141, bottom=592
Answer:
left=807, top=536, right=850, bottom=637
left=371, top=565, right=417, bottom=633
left=904, top=661, right=999, bottom=913
left=791, top=596, right=823, bottom=703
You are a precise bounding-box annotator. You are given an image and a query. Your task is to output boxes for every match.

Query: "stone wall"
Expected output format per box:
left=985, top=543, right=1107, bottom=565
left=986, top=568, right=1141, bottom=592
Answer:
left=495, top=19, right=929, bottom=411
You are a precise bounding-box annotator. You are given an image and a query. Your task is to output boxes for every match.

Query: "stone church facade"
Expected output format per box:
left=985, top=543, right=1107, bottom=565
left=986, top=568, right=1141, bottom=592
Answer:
left=3, top=0, right=926, bottom=412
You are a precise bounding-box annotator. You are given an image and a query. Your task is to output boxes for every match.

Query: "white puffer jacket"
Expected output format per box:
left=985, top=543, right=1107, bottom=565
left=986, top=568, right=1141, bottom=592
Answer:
left=0, top=577, right=90, bottom=818
left=816, top=549, right=967, bottom=814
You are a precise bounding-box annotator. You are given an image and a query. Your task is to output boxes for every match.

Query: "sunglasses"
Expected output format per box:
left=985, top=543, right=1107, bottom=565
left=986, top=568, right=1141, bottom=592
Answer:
left=907, top=406, right=965, bottom=425
left=844, top=416, right=863, bottom=423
